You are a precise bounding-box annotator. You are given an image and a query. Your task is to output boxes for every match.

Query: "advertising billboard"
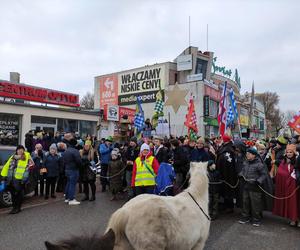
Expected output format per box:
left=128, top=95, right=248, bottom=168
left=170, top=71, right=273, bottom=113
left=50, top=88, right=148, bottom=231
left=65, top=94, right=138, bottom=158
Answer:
left=99, top=74, right=118, bottom=107
left=118, top=65, right=166, bottom=105
left=240, top=107, right=249, bottom=126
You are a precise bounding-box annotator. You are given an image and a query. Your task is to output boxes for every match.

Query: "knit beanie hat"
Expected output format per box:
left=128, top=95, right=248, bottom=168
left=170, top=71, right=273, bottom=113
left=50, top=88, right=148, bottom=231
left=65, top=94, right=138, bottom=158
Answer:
left=85, top=140, right=92, bottom=146
left=140, top=143, right=150, bottom=153
left=222, top=134, right=232, bottom=143
left=286, top=144, right=297, bottom=154
left=247, top=147, right=258, bottom=156
left=50, top=143, right=57, bottom=151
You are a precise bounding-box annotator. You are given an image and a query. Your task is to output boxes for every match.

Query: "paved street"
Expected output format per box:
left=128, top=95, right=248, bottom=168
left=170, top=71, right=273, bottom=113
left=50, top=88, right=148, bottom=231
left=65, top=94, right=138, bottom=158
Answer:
left=0, top=191, right=300, bottom=250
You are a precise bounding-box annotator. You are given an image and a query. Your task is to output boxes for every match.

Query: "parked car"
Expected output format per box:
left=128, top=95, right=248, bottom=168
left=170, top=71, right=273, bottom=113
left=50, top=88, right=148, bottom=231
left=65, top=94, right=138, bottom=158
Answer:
left=0, top=165, right=37, bottom=207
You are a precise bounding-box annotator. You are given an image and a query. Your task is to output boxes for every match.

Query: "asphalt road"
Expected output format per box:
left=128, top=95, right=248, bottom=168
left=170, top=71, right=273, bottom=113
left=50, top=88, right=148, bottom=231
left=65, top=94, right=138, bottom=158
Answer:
left=0, top=192, right=299, bottom=250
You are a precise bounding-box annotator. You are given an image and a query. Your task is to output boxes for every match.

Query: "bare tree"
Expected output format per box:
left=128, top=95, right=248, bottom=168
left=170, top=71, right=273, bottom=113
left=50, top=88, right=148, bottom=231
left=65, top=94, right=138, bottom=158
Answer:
left=80, top=92, right=94, bottom=109
left=256, top=92, right=283, bottom=135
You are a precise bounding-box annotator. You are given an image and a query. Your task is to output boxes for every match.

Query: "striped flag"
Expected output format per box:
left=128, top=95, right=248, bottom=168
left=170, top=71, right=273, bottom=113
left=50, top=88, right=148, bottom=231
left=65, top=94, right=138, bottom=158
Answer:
left=184, top=97, right=198, bottom=141
left=134, top=96, right=145, bottom=137
left=151, top=89, right=164, bottom=129
left=218, top=82, right=227, bottom=136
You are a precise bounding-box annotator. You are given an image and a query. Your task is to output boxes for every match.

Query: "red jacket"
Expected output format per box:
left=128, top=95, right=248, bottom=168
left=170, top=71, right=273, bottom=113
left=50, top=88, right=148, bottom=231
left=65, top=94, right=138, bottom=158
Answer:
left=131, top=152, right=159, bottom=187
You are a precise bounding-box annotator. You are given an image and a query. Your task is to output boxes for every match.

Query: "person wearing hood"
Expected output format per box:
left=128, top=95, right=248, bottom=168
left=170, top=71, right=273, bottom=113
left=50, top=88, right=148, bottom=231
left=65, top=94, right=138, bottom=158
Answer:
left=108, top=148, right=124, bottom=201
left=238, top=147, right=268, bottom=227
left=216, top=134, right=237, bottom=213
left=273, top=144, right=300, bottom=226
left=131, top=143, right=159, bottom=196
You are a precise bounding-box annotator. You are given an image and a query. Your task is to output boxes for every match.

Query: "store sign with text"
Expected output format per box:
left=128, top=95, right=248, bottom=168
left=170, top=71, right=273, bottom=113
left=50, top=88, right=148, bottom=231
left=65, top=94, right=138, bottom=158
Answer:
left=0, top=81, right=79, bottom=107
left=118, top=65, right=166, bottom=105
left=99, top=75, right=118, bottom=107
left=106, top=105, right=119, bottom=121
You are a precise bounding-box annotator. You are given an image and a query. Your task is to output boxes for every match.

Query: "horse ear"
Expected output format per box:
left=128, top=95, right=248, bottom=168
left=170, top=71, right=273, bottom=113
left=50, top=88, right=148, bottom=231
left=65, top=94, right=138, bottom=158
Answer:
left=45, top=241, right=62, bottom=250
left=99, top=229, right=115, bottom=250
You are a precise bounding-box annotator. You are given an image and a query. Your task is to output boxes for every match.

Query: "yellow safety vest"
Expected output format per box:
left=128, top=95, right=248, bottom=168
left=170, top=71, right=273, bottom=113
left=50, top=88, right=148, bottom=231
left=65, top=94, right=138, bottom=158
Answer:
left=1, top=152, right=31, bottom=180
left=135, top=156, right=156, bottom=187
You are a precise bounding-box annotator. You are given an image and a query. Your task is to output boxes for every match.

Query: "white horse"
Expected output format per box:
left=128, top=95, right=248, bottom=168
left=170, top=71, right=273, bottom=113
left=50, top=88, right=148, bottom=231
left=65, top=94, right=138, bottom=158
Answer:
left=106, top=161, right=210, bottom=250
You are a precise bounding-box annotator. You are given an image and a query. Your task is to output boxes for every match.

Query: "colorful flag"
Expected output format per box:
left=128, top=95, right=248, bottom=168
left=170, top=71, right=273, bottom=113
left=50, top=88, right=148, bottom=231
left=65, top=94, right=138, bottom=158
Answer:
left=288, top=111, right=300, bottom=134
left=134, top=96, right=145, bottom=136
left=218, top=82, right=227, bottom=136
left=184, top=97, right=198, bottom=141
left=229, top=88, right=238, bottom=119
left=151, top=89, right=164, bottom=129
left=226, top=103, right=234, bottom=128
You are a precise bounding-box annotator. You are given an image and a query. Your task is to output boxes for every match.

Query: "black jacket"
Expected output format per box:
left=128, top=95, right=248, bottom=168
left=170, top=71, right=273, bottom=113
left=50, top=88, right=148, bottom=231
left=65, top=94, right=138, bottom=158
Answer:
left=44, top=153, right=62, bottom=177
left=190, top=148, right=210, bottom=162
left=172, top=146, right=189, bottom=174
left=125, top=146, right=139, bottom=171
left=63, top=146, right=81, bottom=171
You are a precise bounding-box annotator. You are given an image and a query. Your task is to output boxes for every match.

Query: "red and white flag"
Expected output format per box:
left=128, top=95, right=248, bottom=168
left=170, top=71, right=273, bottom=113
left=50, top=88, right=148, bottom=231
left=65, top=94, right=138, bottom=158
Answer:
left=218, top=82, right=227, bottom=137
left=288, top=111, right=300, bottom=134
left=184, top=97, right=198, bottom=140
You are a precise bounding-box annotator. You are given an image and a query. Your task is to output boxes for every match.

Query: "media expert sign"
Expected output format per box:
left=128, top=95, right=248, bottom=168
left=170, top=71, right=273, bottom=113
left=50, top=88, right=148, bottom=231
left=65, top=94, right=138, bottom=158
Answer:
left=118, top=65, right=166, bottom=105
left=99, top=75, right=118, bottom=107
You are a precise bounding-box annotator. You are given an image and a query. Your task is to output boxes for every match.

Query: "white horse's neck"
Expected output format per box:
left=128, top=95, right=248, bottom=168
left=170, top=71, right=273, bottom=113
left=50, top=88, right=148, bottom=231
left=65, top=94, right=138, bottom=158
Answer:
left=185, top=171, right=208, bottom=202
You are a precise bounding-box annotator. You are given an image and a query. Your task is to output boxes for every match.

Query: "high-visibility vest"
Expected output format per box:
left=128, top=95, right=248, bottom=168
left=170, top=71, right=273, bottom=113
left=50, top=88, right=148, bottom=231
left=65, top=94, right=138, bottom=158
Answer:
left=1, top=152, right=31, bottom=180
left=135, top=156, right=156, bottom=186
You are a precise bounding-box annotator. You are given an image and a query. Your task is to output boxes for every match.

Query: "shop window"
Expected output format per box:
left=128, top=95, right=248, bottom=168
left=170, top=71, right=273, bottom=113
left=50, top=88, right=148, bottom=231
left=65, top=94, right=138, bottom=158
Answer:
left=209, top=99, right=219, bottom=118
left=195, top=58, right=207, bottom=79
left=0, top=113, right=20, bottom=146
left=31, top=116, right=56, bottom=124
left=79, top=120, right=97, bottom=138
left=57, top=119, right=78, bottom=133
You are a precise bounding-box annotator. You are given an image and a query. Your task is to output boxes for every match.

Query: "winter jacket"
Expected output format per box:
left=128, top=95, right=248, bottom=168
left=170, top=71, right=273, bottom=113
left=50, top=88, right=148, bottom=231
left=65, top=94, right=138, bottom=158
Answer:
left=31, top=151, right=46, bottom=171
left=172, top=146, right=189, bottom=174
left=80, top=150, right=98, bottom=182
left=295, top=156, right=300, bottom=186
left=63, top=146, right=81, bottom=171
left=131, top=152, right=160, bottom=187
left=190, top=148, right=210, bottom=163
left=155, top=163, right=176, bottom=195
left=125, top=146, right=140, bottom=171
left=99, top=143, right=112, bottom=165
left=239, top=157, right=268, bottom=191
left=44, top=153, right=61, bottom=177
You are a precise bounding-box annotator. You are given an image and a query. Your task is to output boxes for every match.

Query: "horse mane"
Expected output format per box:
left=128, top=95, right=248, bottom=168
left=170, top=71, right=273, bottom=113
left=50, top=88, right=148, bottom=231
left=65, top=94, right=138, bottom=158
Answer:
left=186, top=161, right=209, bottom=199
left=45, top=229, right=115, bottom=250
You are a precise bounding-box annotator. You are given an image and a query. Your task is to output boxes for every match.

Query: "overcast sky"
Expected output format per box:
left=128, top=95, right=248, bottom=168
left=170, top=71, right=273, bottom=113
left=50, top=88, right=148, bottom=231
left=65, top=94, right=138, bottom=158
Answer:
left=0, top=0, right=299, bottom=111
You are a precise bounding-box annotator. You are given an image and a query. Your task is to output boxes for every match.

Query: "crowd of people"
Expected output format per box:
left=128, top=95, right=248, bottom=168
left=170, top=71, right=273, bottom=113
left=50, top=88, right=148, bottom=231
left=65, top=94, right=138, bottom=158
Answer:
left=1, top=129, right=300, bottom=229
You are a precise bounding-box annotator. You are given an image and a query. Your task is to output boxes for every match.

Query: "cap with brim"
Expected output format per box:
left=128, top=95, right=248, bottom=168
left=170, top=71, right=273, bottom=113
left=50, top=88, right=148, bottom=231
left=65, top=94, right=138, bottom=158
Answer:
left=247, top=147, right=258, bottom=156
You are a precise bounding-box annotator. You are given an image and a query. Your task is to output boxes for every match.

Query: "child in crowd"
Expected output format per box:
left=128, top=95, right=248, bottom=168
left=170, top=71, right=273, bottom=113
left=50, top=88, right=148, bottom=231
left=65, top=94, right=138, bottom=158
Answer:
left=238, top=147, right=268, bottom=227
left=108, top=148, right=124, bottom=201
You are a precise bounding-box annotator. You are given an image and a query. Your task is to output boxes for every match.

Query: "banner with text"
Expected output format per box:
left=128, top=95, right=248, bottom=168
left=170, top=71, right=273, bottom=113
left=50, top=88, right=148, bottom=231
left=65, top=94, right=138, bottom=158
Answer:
left=99, top=74, right=118, bottom=107
left=118, top=65, right=166, bottom=105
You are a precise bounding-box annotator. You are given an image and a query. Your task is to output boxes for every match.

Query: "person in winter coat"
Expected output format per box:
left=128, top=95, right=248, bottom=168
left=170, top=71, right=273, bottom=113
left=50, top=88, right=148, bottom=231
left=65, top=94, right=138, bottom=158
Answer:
left=108, top=148, right=124, bottom=201
left=63, top=134, right=82, bottom=205
left=207, top=160, right=220, bottom=220
left=273, top=144, right=300, bottom=226
left=153, top=136, right=169, bottom=164
left=44, top=144, right=61, bottom=199
left=216, top=134, right=237, bottom=213
left=233, top=140, right=247, bottom=208
left=31, top=143, right=46, bottom=196
left=238, top=147, right=268, bottom=227
left=1, top=145, right=34, bottom=214
left=170, top=139, right=189, bottom=192
left=25, top=131, right=34, bottom=154
left=55, top=142, right=66, bottom=193
left=190, top=137, right=210, bottom=162
left=124, top=137, right=139, bottom=200
left=99, top=137, right=113, bottom=192
left=79, top=142, right=98, bottom=201
left=131, top=143, right=159, bottom=196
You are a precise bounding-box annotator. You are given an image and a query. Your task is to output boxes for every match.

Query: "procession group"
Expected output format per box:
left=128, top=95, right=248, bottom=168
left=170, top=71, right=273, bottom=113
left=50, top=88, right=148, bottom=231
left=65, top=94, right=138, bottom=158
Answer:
left=1, top=129, right=300, bottom=229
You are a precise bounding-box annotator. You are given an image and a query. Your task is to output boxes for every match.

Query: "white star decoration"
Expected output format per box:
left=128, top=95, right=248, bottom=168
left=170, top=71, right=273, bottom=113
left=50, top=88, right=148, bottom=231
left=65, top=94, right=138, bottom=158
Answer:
left=225, top=152, right=232, bottom=163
